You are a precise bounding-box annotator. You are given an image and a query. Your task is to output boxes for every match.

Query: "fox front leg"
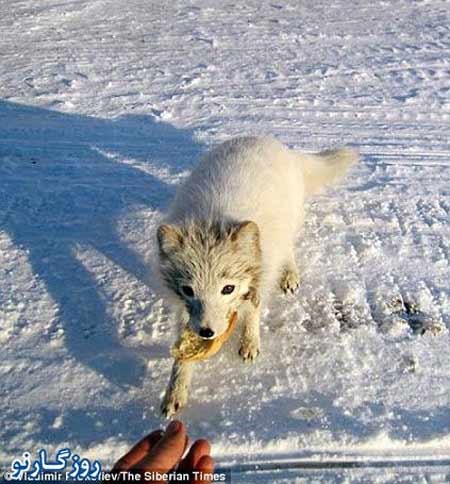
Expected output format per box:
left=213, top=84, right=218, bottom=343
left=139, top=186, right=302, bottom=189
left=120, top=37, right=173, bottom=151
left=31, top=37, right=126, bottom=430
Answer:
left=239, top=299, right=261, bottom=362
left=161, top=359, right=193, bottom=417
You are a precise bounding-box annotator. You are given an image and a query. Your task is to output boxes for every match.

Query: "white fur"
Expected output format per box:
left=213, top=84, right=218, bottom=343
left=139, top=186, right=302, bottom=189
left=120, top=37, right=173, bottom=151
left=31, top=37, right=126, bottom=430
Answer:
left=158, top=136, right=358, bottom=416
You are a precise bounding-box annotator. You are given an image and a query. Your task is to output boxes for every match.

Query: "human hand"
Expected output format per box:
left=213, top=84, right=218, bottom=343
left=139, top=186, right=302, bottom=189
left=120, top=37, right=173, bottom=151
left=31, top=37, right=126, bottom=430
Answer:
left=113, top=420, right=214, bottom=483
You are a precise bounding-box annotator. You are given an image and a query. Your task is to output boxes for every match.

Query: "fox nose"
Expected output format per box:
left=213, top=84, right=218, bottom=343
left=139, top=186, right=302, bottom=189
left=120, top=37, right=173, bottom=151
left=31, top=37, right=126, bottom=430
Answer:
left=199, top=327, right=215, bottom=339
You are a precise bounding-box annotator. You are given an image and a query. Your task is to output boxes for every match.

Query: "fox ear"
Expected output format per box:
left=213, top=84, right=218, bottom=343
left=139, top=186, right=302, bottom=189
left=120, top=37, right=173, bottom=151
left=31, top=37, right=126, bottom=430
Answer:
left=157, top=224, right=184, bottom=255
left=231, top=221, right=260, bottom=249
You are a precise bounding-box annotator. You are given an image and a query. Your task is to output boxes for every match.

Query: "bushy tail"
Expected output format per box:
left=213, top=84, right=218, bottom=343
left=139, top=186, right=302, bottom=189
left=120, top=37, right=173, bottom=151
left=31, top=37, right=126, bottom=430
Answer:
left=299, top=148, right=359, bottom=196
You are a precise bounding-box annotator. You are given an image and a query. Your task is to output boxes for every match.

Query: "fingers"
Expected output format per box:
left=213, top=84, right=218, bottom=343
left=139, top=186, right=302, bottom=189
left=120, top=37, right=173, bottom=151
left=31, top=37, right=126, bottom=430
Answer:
left=192, top=455, right=215, bottom=484
left=179, top=440, right=214, bottom=484
left=178, top=439, right=211, bottom=472
left=132, top=420, right=187, bottom=473
left=113, top=430, right=164, bottom=471
left=112, top=421, right=215, bottom=484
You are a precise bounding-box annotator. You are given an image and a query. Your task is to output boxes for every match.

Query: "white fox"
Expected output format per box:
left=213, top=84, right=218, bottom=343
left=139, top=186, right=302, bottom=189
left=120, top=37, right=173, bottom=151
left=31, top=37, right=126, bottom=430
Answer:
left=157, top=136, right=358, bottom=416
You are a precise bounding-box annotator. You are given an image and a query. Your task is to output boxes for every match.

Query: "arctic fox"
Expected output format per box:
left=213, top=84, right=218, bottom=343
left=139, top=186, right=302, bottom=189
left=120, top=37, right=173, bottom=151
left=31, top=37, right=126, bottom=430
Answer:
left=157, top=136, right=358, bottom=416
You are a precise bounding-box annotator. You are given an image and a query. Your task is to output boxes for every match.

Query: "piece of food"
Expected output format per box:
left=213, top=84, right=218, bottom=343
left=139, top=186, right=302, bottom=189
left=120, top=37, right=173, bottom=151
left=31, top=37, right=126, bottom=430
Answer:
left=171, top=312, right=238, bottom=362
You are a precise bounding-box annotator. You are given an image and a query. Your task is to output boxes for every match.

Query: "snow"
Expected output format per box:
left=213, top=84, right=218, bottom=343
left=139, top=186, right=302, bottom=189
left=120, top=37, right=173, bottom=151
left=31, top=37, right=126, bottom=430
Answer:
left=1, top=0, right=450, bottom=481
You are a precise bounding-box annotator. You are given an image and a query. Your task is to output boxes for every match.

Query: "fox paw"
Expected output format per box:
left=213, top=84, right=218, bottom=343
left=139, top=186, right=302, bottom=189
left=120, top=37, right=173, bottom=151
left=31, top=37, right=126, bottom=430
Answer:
left=160, top=387, right=188, bottom=418
left=280, top=269, right=300, bottom=294
left=239, top=337, right=260, bottom=362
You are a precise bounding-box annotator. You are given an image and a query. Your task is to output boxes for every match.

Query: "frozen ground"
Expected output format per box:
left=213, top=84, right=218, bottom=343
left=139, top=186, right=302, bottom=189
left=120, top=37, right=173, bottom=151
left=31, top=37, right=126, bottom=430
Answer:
left=1, top=0, right=450, bottom=481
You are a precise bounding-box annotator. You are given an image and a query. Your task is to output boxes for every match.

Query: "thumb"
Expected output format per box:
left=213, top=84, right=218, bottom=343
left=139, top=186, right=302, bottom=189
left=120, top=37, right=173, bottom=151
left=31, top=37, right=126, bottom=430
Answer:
left=132, top=420, right=187, bottom=473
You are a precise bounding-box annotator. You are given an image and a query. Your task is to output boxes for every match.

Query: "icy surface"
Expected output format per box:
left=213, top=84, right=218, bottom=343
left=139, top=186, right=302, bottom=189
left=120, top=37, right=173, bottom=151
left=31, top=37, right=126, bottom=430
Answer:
left=1, top=0, right=450, bottom=479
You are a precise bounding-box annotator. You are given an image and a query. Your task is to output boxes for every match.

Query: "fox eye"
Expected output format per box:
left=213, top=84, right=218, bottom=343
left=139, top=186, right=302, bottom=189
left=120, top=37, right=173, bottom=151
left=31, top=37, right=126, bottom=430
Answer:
left=181, top=285, right=194, bottom=298
left=221, top=285, right=235, bottom=295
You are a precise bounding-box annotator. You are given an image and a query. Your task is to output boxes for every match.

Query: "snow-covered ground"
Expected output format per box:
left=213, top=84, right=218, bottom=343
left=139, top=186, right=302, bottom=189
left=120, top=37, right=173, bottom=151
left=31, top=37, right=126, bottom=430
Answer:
left=1, top=0, right=450, bottom=481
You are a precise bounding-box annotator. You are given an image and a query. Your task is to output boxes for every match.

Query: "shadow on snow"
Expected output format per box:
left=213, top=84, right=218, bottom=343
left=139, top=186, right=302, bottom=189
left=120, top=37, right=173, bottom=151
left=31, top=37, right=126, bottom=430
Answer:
left=0, top=100, right=203, bottom=390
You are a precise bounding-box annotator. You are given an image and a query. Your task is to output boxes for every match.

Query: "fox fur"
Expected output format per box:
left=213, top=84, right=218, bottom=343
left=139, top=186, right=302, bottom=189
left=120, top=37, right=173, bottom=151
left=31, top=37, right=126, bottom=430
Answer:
left=157, top=136, right=358, bottom=416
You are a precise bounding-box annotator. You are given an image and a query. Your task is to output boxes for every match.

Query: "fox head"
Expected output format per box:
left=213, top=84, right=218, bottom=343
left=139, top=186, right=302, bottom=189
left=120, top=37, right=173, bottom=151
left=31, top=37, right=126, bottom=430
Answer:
left=157, top=220, right=261, bottom=339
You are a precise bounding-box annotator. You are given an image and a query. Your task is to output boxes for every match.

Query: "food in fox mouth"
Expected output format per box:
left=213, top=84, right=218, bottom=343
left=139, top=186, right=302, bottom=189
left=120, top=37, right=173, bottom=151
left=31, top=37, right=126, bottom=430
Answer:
left=171, top=312, right=238, bottom=362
